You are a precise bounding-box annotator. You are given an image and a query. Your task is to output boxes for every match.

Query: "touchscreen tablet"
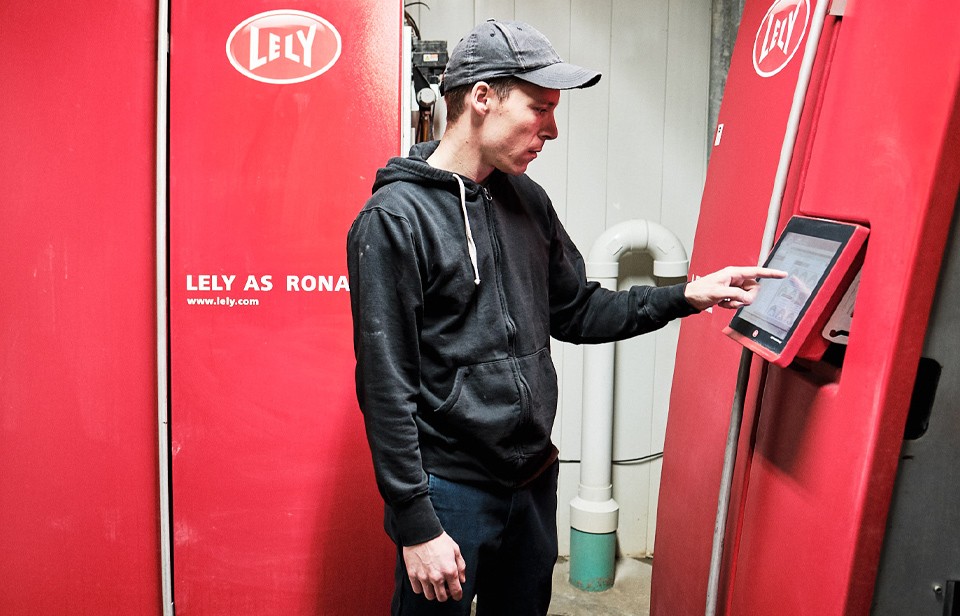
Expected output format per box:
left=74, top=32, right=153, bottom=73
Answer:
left=724, top=216, right=868, bottom=366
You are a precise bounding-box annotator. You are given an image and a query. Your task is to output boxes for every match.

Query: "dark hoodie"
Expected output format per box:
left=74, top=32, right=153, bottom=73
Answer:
left=346, top=141, right=698, bottom=546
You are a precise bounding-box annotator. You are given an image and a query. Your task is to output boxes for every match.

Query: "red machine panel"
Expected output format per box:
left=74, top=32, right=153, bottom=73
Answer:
left=652, top=0, right=837, bottom=612
left=728, top=2, right=960, bottom=613
left=168, top=1, right=401, bottom=613
left=0, top=2, right=162, bottom=614
left=655, top=0, right=960, bottom=614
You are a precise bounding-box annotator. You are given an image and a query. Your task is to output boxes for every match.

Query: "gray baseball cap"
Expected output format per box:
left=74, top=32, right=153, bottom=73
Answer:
left=439, top=20, right=601, bottom=94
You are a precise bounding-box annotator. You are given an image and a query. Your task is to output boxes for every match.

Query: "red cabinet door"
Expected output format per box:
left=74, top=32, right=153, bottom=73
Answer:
left=168, top=2, right=401, bottom=613
left=0, top=2, right=163, bottom=614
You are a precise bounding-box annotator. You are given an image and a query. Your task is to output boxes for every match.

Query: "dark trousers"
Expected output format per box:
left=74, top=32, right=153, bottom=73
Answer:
left=389, top=462, right=560, bottom=616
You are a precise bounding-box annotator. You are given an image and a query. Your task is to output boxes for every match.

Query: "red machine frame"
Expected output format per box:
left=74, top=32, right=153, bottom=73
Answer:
left=653, top=0, right=960, bottom=613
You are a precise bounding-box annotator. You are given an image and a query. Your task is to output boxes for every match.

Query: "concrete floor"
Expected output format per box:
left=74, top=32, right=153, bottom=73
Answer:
left=547, top=557, right=652, bottom=616
left=468, top=556, right=652, bottom=615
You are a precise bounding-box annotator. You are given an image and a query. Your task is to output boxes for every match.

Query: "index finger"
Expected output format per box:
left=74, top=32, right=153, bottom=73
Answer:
left=735, top=266, right=787, bottom=280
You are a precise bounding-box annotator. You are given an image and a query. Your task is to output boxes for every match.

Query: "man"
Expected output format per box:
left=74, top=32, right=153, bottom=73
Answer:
left=347, top=19, right=784, bottom=615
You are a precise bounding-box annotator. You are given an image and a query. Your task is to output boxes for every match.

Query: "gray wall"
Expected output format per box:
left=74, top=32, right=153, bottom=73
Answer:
left=406, top=0, right=712, bottom=556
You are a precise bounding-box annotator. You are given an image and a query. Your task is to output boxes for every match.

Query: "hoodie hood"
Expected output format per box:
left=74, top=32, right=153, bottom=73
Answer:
left=372, top=141, right=450, bottom=193
left=373, top=141, right=483, bottom=285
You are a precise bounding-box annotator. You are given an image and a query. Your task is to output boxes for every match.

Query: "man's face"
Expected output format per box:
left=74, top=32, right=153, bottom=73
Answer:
left=480, top=81, right=560, bottom=176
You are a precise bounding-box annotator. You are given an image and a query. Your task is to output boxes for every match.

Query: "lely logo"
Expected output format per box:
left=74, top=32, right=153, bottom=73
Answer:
left=753, top=0, right=809, bottom=78
left=226, top=10, right=342, bottom=84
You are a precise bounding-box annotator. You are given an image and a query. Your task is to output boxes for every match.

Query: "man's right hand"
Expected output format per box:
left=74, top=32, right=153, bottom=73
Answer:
left=402, top=532, right=468, bottom=602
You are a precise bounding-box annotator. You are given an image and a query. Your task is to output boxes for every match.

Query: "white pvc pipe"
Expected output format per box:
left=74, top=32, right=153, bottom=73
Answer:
left=570, top=220, right=689, bottom=535
left=704, top=1, right=831, bottom=614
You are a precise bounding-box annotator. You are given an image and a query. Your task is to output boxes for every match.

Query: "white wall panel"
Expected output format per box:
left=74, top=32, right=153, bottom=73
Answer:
left=475, top=0, right=515, bottom=21
left=662, top=0, right=711, bottom=250
left=403, top=0, right=710, bottom=557
left=607, top=0, right=669, bottom=225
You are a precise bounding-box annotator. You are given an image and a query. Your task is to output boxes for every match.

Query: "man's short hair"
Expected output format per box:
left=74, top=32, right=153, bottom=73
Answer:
left=443, top=77, right=523, bottom=124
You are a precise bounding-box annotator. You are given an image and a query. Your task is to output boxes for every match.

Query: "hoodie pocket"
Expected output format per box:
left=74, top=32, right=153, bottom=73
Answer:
left=434, top=357, right=522, bottom=452
left=432, top=349, right=558, bottom=463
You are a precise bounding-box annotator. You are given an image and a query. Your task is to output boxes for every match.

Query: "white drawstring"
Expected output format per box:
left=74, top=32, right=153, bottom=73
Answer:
left=452, top=174, right=481, bottom=285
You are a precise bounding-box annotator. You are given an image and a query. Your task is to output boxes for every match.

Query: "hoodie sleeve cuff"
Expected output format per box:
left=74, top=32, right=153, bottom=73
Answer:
left=677, top=282, right=704, bottom=315
left=645, top=282, right=701, bottom=321
left=393, top=493, right=444, bottom=547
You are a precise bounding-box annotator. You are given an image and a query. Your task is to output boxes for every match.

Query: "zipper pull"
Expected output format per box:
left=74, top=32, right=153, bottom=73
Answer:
left=482, top=186, right=492, bottom=201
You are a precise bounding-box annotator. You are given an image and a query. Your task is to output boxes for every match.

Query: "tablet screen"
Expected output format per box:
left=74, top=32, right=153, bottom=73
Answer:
left=737, top=232, right=842, bottom=341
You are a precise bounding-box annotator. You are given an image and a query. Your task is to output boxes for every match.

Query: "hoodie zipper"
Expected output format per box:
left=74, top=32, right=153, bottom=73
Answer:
left=482, top=186, right=517, bottom=348
left=482, top=185, right=533, bottom=458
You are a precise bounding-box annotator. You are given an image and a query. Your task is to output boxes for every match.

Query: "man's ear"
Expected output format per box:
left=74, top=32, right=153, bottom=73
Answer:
left=469, top=82, right=492, bottom=116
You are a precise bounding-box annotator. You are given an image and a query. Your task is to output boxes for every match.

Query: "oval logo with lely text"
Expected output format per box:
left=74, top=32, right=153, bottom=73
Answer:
left=753, top=0, right=809, bottom=78
left=226, top=10, right=342, bottom=84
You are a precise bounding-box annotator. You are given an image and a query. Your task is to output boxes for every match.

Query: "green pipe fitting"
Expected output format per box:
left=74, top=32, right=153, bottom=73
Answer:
left=569, top=528, right=616, bottom=592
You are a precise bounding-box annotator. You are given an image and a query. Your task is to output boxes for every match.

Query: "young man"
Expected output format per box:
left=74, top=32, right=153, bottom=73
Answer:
left=347, top=20, right=783, bottom=615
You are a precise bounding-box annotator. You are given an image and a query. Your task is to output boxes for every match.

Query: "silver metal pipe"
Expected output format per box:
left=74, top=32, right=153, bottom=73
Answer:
left=155, top=0, right=174, bottom=613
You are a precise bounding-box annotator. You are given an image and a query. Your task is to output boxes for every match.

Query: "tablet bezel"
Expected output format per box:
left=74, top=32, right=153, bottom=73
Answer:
left=725, top=216, right=861, bottom=361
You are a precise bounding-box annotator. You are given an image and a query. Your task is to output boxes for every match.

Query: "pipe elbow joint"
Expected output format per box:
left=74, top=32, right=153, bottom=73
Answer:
left=586, top=219, right=689, bottom=280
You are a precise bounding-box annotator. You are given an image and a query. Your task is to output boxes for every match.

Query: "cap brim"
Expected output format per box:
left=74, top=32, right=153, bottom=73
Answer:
left=515, top=62, right=601, bottom=90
